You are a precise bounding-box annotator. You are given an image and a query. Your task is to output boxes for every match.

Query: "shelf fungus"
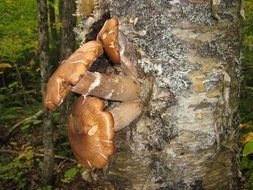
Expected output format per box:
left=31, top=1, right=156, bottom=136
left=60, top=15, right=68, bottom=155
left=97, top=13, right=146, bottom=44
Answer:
left=68, top=96, right=142, bottom=169
left=44, top=40, right=103, bottom=110
left=45, top=17, right=142, bottom=169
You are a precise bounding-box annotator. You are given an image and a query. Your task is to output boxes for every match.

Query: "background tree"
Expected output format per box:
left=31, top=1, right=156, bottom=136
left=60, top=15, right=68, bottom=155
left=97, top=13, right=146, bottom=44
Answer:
left=60, top=0, right=77, bottom=117
left=37, top=0, right=54, bottom=186
left=48, top=0, right=60, bottom=64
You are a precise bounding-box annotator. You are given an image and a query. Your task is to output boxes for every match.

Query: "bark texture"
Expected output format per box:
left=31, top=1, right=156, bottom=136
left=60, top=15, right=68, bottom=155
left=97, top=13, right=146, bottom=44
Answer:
left=60, top=0, right=76, bottom=59
left=60, top=0, right=77, bottom=117
left=48, top=0, right=60, bottom=63
left=37, top=0, right=55, bottom=185
left=77, top=0, right=242, bottom=189
left=49, top=0, right=58, bottom=44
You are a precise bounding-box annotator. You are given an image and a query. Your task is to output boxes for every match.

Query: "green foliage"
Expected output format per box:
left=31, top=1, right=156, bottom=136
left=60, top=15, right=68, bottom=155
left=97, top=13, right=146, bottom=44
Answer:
left=240, top=157, right=253, bottom=188
left=37, top=186, right=53, bottom=190
left=243, top=0, right=253, bottom=46
left=0, top=0, right=41, bottom=127
left=0, top=0, right=79, bottom=189
left=0, top=151, right=33, bottom=189
left=61, top=167, right=79, bottom=183
left=0, top=0, right=38, bottom=62
left=242, top=0, right=253, bottom=86
left=239, top=0, right=253, bottom=189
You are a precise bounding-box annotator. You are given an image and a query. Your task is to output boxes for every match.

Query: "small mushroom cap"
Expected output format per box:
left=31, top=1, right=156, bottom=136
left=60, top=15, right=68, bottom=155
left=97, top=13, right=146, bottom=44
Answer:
left=44, top=41, right=103, bottom=110
left=97, top=18, right=120, bottom=64
left=67, top=96, right=115, bottom=169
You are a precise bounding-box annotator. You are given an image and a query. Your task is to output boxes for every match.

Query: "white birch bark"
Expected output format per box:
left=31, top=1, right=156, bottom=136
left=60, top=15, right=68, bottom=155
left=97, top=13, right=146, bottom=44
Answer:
left=75, top=0, right=242, bottom=189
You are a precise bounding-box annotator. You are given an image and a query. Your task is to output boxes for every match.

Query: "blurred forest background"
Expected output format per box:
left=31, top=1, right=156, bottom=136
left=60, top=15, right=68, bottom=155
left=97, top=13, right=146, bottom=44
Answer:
left=0, top=0, right=253, bottom=189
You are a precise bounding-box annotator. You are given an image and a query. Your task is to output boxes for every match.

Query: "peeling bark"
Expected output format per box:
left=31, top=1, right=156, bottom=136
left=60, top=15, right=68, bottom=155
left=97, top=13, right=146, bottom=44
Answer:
left=76, top=0, right=242, bottom=189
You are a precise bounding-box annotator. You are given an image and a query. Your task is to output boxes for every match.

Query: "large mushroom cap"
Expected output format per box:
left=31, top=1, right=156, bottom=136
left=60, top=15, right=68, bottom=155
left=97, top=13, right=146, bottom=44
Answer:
left=97, top=18, right=120, bottom=65
left=67, top=96, right=115, bottom=169
left=44, top=40, right=103, bottom=110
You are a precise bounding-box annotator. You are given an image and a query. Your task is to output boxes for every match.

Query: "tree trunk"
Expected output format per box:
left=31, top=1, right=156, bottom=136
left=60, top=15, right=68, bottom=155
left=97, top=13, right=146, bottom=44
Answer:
left=48, top=0, right=60, bottom=63
left=60, top=0, right=76, bottom=117
left=37, top=0, right=55, bottom=186
left=76, top=0, right=242, bottom=189
left=60, top=0, right=76, bottom=59
left=48, top=0, right=58, bottom=43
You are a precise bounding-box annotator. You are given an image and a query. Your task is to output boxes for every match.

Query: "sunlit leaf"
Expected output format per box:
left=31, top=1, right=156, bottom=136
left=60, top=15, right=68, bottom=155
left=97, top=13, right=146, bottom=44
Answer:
left=241, top=132, right=253, bottom=144
left=0, top=63, right=12, bottom=69
left=240, top=123, right=252, bottom=130
left=61, top=167, right=78, bottom=183
left=33, top=119, right=42, bottom=125
left=8, top=81, right=18, bottom=88
left=25, top=152, right=33, bottom=160
left=243, top=140, right=253, bottom=156
left=21, top=124, right=31, bottom=131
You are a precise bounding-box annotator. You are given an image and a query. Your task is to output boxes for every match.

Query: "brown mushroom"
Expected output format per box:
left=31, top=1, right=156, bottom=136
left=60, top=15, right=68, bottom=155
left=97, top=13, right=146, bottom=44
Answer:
left=68, top=96, right=142, bottom=169
left=44, top=40, right=103, bottom=110
left=71, top=71, right=139, bottom=101
left=68, top=96, right=115, bottom=169
left=97, top=18, right=120, bottom=65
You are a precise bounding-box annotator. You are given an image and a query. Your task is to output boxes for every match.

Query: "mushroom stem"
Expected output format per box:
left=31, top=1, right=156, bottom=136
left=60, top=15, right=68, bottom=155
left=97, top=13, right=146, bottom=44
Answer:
left=109, top=100, right=142, bottom=131
left=71, top=71, right=140, bottom=101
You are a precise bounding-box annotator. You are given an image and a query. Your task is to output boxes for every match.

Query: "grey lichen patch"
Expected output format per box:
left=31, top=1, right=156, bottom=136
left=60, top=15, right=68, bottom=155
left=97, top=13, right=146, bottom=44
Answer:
left=137, top=52, right=163, bottom=75
left=219, top=0, right=240, bottom=20
left=198, top=39, right=229, bottom=61
left=203, top=73, right=223, bottom=91
left=161, top=72, right=192, bottom=92
left=235, top=52, right=242, bottom=82
left=180, top=1, right=216, bottom=26
left=148, top=86, right=175, bottom=116
left=110, top=0, right=192, bottom=94
left=149, top=157, right=170, bottom=184
left=198, top=23, right=241, bottom=61
left=134, top=115, right=177, bottom=152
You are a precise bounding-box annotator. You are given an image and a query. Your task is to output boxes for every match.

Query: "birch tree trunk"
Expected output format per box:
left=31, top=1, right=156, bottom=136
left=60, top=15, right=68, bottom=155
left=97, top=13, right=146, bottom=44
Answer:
left=37, top=0, right=55, bottom=185
left=76, top=0, right=242, bottom=189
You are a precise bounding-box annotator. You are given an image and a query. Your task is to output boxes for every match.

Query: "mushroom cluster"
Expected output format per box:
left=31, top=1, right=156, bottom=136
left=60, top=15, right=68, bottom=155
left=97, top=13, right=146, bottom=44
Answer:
left=44, top=18, right=142, bottom=169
